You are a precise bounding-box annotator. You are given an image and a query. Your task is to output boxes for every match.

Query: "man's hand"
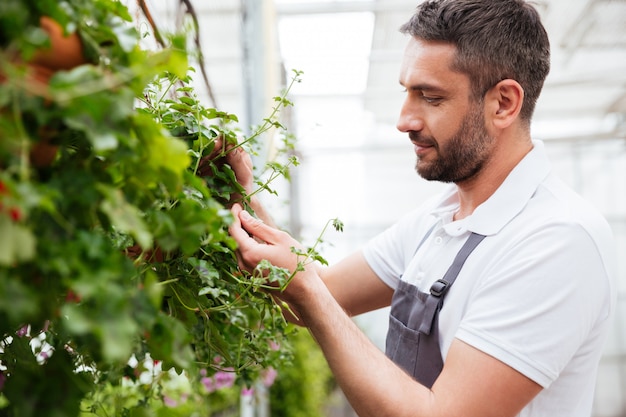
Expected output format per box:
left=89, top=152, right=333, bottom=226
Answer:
left=198, top=139, right=276, bottom=225
left=222, top=145, right=255, bottom=196
left=228, top=204, right=318, bottom=309
left=196, top=138, right=254, bottom=195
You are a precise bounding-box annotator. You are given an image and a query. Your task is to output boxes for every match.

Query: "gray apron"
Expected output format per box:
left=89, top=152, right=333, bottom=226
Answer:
left=385, top=231, right=486, bottom=388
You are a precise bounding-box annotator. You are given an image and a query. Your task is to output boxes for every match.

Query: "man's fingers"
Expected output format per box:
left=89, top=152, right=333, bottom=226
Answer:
left=228, top=204, right=252, bottom=246
left=236, top=206, right=285, bottom=247
left=228, top=205, right=259, bottom=271
left=229, top=204, right=272, bottom=251
left=225, top=147, right=254, bottom=194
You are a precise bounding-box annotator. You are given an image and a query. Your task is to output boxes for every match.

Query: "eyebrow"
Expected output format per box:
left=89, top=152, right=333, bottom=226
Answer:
left=398, top=81, right=447, bottom=94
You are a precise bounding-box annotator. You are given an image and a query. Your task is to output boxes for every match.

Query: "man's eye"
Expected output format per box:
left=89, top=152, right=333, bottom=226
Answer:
left=423, top=96, right=442, bottom=104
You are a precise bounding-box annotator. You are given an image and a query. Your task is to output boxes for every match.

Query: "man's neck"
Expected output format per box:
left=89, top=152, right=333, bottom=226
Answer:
left=453, top=138, right=533, bottom=221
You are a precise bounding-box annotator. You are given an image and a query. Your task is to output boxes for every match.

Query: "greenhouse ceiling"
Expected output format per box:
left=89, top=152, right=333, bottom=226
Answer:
left=149, top=0, right=626, bottom=143
left=276, top=0, right=626, bottom=142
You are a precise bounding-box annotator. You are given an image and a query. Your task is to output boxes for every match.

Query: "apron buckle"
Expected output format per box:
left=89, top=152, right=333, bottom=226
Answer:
left=430, top=279, right=450, bottom=297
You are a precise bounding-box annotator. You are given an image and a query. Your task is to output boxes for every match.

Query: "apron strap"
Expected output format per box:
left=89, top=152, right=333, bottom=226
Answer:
left=418, top=232, right=486, bottom=334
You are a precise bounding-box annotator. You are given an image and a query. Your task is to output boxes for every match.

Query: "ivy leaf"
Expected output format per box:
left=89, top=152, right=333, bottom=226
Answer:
left=147, top=313, right=194, bottom=371
left=198, top=286, right=228, bottom=298
left=0, top=216, right=36, bottom=266
left=100, top=316, right=138, bottom=361
left=143, top=269, right=164, bottom=309
left=189, top=257, right=219, bottom=286
left=133, top=112, right=191, bottom=177
left=149, top=133, right=190, bottom=175
left=143, top=47, right=189, bottom=81
left=0, top=273, right=38, bottom=326
left=97, top=184, right=152, bottom=249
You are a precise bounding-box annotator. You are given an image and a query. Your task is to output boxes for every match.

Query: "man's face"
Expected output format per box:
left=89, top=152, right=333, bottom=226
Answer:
left=397, top=38, right=495, bottom=183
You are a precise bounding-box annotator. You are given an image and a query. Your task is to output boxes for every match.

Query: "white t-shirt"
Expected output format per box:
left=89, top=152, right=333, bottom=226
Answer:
left=363, top=140, right=616, bottom=417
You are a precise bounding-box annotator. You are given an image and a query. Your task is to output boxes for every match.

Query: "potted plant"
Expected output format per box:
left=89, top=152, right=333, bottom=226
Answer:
left=0, top=0, right=305, bottom=415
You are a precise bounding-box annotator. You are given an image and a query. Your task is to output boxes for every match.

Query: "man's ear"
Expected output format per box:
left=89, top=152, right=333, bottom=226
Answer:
left=485, top=79, right=524, bottom=129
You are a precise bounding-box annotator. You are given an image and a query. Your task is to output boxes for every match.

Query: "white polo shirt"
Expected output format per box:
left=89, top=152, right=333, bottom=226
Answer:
left=363, top=140, right=616, bottom=417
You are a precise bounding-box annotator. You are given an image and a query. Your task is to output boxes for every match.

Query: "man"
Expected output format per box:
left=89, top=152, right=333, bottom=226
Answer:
left=228, top=0, right=616, bottom=416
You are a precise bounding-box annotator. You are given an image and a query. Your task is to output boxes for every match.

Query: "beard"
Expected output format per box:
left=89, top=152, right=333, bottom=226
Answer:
left=411, top=104, right=495, bottom=183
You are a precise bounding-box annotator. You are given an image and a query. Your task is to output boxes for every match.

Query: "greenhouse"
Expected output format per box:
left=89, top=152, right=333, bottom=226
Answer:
left=0, top=0, right=624, bottom=416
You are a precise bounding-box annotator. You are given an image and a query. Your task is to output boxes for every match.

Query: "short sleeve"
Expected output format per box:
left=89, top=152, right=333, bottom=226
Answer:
left=455, top=222, right=613, bottom=387
left=362, top=206, right=438, bottom=290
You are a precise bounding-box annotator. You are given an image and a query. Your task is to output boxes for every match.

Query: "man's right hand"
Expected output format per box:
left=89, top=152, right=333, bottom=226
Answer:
left=196, top=139, right=278, bottom=225
left=196, top=138, right=254, bottom=195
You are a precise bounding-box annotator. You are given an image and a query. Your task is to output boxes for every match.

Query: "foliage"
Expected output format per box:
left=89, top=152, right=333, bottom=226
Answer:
left=270, top=330, right=334, bottom=417
left=0, top=0, right=309, bottom=415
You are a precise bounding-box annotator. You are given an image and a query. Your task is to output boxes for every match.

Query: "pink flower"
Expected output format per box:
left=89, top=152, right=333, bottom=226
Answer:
left=268, top=340, right=280, bottom=351
left=241, top=386, right=254, bottom=397
left=16, top=325, right=29, bottom=337
left=214, top=370, right=236, bottom=390
left=163, top=395, right=177, bottom=407
left=262, top=367, right=278, bottom=387
left=201, top=376, right=216, bottom=393
left=201, top=368, right=236, bottom=393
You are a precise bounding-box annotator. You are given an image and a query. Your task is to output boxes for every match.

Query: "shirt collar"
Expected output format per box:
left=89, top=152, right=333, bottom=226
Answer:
left=429, top=140, right=552, bottom=236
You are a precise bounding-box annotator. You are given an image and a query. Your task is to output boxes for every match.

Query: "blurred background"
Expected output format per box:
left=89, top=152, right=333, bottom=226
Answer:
left=135, top=0, right=625, bottom=415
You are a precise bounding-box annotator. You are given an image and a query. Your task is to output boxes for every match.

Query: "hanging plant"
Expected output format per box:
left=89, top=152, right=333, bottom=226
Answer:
left=0, top=0, right=304, bottom=416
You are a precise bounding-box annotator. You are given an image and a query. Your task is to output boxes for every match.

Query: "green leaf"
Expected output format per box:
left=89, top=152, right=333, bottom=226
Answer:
left=0, top=216, right=36, bottom=266
left=143, top=270, right=164, bottom=309
left=188, top=257, right=219, bottom=285
left=143, top=48, right=189, bottom=81
left=101, top=317, right=137, bottom=361
left=147, top=313, right=194, bottom=370
left=0, top=273, right=38, bottom=323
left=198, top=287, right=227, bottom=298
left=60, top=304, right=93, bottom=335
left=134, top=113, right=191, bottom=176
left=97, top=184, right=153, bottom=249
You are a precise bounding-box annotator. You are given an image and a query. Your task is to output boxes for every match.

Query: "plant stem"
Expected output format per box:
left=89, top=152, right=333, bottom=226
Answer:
left=281, top=217, right=338, bottom=291
left=11, top=90, right=30, bottom=182
left=237, top=70, right=302, bottom=150
left=169, top=285, right=200, bottom=312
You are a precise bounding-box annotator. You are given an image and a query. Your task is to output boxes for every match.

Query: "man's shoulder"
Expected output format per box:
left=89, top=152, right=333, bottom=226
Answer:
left=535, top=174, right=612, bottom=236
left=511, top=173, right=616, bottom=277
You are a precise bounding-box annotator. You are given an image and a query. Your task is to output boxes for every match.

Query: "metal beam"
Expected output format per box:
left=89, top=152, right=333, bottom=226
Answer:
left=276, top=0, right=417, bottom=15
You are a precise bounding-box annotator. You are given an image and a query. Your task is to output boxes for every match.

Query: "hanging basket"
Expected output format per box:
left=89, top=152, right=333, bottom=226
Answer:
left=31, top=16, right=87, bottom=71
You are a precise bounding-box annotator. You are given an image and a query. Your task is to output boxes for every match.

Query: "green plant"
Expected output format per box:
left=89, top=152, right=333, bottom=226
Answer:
left=270, top=330, right=334, bottom=417
left=0, top=0, right=307, bottom=415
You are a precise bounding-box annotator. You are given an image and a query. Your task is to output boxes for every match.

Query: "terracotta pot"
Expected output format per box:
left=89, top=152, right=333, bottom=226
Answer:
left=20, top=63, right=60, bottom=168
left=30, top=125, right=60, bottom=168
left=0, top=17, right=86, bottom=84
left=31, top=16, right=87, bottom=71
left=11, top=64, right=60, bottom=168
left=0, top=17, right=88, bottom=168
left=124, top=245, right=165, bottom=263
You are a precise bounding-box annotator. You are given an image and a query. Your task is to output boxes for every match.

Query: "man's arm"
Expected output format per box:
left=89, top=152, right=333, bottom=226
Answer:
left=229, top=205, right=542, bottom=417
left=319, top=250, right=394, bottom=317
left=223, top=146, right=393, bottom=313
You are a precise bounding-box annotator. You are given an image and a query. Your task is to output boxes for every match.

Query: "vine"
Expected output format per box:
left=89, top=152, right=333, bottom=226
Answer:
left=0, top=1, right=320, bottom=416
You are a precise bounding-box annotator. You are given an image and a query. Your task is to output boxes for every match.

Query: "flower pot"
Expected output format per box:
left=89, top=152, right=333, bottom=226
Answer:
left=30, top=125, right=60, bottom=168
left=31, top=16, right=87, bottom=71
left=0, top=17, right=87, bottom=168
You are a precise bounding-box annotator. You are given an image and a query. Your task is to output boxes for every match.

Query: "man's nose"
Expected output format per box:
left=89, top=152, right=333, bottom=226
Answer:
left=396, top=98, right=424, bottom=133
